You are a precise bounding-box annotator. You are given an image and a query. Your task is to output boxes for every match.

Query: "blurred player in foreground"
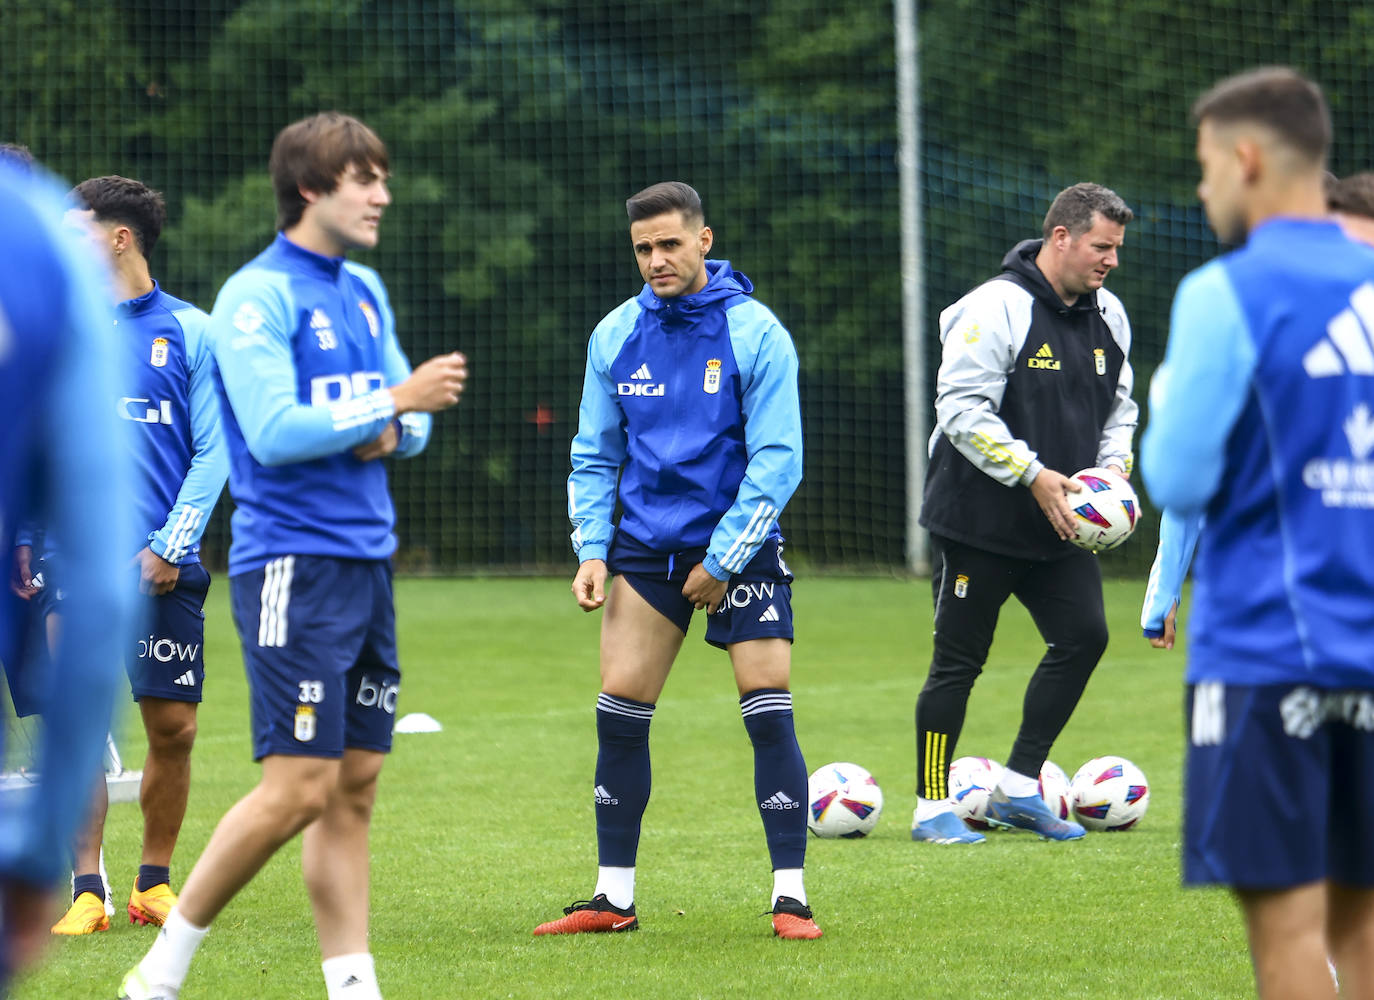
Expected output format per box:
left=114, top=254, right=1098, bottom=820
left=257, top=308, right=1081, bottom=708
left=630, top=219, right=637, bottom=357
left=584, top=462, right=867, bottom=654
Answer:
left=1143, top=67, right=1374, bottom=1000
left=46, top=176, right=227, bottom=937
left=0, top=162, right=131, bottom=992
left=1142, top=169, right=1374, bottom=651
left=543, top=181, right=818, bottom=939
left=118, top=112, right=467, bottom=1000
left=912, top=183, right=1138, bottom=844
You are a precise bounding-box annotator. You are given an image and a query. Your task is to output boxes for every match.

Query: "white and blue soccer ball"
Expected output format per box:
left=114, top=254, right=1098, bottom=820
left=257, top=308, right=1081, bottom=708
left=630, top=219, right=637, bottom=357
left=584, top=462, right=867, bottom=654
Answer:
left=807, top=762, right=883, bottom=839
left=1071, top=755, right=1150, bottom=831
left=948, top=755, right=1004, bottom=830
left=1066, top=467, right=1139, bottom=553
left=1038, top=759, right=1073, bottom=821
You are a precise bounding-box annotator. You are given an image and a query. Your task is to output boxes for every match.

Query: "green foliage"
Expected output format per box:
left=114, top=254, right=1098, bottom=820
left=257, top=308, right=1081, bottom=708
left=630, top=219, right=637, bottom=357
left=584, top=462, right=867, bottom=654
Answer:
left=8, top=0, right=1374, bottom=570
left=16, top=577, right=1252, bottom=999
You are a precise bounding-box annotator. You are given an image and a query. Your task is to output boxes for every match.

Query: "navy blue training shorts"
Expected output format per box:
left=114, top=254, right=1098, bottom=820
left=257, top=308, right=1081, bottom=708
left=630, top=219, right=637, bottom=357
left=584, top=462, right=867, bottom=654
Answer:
left=230, top=555, right=399, bottom=761
left=1185, top=681, right=1374, bottom=888
left=128, top=562, right=211, bottom=703
left=606, top=533, right=795, bottom=649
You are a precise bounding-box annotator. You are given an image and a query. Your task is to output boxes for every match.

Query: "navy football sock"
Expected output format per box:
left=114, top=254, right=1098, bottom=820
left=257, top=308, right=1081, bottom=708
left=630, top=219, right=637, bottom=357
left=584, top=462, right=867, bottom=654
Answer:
left=594, top=693, right=655, bottom=868
left=73, top=873, right=105, bottom=903
left=741, top=688, right=808, bottom=870
left=137, top=864, right=171, bottom=892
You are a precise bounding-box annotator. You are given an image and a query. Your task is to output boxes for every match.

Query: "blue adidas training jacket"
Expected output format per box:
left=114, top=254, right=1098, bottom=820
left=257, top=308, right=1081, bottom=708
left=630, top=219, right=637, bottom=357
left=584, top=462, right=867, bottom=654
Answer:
left=568, top=259, right=803, bottom=581
left=1143, top=218, right=1374, bottom=688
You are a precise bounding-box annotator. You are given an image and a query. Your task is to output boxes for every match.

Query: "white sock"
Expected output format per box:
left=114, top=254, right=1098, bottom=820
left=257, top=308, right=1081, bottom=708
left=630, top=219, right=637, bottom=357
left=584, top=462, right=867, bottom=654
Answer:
left=137, top=908, right=208, bottom=992
left=322, top=952, right=382, bottom=1000
left=771, top=868, right=806, bottom=907
left=998, top=767, right=1039, bottom=798
left=914, top=796, right=955, bottom=823
left=593, top=866, right=635, bottom=910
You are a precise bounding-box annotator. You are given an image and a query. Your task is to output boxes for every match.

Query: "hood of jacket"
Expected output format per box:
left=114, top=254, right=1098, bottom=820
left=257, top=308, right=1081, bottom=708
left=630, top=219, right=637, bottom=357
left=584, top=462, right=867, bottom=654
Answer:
left=1000, top=238, right=1102, bottom=315
left=635, top=259, right=754, bottom=323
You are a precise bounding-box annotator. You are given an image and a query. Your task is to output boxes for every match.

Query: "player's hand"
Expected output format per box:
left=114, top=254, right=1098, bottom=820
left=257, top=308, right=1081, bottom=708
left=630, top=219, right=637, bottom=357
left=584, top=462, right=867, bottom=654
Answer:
left=1148, top=602, right=1179, bottom=650
left=2, top=879, right=55, bottom=978
left=391, top=351, right=468, bottom=414
left=353, top=420, right=400, bottom=462
left=1030, top=468, right=1082, bottom=541
left=572, top=559, right=608, bottom=612
left=1107, top=464, right=1127, bottom=480
left=133, top=546, right=180, bottom=595
left=682, top=564, right=728, bottom=614
left=10, top=544, right=36, bottom=599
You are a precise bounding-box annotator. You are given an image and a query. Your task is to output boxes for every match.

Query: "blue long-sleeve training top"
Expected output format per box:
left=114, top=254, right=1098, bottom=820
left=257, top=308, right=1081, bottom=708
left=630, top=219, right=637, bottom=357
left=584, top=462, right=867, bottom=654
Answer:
left=0, top=164, right=131, bottom=889
left=1143, top=218, right=1374, bottom=687
left=568, top=259, right=803, bottom=581
left=209, top=234, right=431, bottom=575
left=116, top=282, right=227, bottom=563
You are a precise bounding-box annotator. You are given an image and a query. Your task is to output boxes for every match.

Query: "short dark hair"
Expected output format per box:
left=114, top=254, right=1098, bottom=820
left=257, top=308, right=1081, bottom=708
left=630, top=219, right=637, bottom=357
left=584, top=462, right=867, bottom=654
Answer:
left=270, top=112, right=389, bottom=231
left=0, top=143, right=34, bottom=171
left=71, top=175, right=167, bottom=259
left=626, top=181, right=704, bottom=226
left=1041, top=182, right=1133, bottom=242
left=1191, top=66, right=1330, bottom=166
left=1327, top=173, right=1374, bottom=221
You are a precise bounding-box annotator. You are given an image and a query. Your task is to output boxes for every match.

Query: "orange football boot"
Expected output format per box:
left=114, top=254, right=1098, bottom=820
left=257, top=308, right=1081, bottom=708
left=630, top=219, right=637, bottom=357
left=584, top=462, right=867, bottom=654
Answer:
left=533, top=894, right=638, bottom=935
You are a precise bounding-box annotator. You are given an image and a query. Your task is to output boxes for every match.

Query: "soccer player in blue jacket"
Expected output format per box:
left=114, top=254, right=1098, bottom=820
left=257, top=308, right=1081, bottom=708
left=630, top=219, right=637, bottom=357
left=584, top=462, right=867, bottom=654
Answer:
left=0, top=162, right=131, bottom=991
left=119, top=113, right=467, bottom=1000
left=1143, top=68, right=1374, bottom=1000
left=42, top=176, right=228, bottom=938
left=536, top=182, right=820, bottom=940
left=1141, top=173, right=1374, bottom=651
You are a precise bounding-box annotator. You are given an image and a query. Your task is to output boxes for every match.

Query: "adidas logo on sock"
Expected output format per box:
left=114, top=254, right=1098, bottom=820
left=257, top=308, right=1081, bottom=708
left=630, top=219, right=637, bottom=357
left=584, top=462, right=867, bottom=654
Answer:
left=594, top=784, right=620, bottom=805
left=757, top=604, right=780, bottom=623
left=173, top=670, right=196, bottom=687
left=761, top=790, right=799, bottom=810
left=630, top=363, right=653, bottom=380
left=340, top=975, right=363, bottom=988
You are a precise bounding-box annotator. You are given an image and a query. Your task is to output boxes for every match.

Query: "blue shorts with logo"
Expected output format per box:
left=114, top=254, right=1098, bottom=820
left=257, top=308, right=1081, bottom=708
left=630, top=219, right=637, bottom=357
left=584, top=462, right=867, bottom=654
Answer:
left=128, top=562, right=211, bottom=703
left=230, top=555, right=399, bottom=761
left=606, top=532, right=795, bottom=649
left=1185, top=681, right=1374, bottom=888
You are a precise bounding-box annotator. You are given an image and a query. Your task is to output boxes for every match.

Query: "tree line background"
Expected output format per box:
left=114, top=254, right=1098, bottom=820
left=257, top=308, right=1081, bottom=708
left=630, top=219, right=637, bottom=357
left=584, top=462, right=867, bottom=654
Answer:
left=5, top=0, right=1374, bottom=573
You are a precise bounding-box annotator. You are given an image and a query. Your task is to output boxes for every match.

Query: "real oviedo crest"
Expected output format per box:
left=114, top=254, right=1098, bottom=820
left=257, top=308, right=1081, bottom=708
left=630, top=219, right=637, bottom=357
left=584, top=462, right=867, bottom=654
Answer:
left=150, top=337, right=169, bottom=368
left=1094, top=348, right=1106, bottom=376
left=703, top=358, right=722, bottom=395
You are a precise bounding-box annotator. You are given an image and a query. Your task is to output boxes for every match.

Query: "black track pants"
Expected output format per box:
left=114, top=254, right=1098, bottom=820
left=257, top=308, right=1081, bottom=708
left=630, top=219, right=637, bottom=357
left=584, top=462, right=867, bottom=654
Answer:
left=915, top=534, right=1108, bottom=798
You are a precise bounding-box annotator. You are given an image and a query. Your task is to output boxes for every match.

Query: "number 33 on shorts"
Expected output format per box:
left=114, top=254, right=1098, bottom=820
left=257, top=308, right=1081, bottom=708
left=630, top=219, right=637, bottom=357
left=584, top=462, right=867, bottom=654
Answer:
left=296, top=680, right=324, bottom=742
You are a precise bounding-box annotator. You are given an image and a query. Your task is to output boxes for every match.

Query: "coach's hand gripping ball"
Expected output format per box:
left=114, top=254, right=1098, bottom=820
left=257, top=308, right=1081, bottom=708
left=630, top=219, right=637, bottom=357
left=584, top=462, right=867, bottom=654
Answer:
left=1066, top=467, right=1139, bottom=553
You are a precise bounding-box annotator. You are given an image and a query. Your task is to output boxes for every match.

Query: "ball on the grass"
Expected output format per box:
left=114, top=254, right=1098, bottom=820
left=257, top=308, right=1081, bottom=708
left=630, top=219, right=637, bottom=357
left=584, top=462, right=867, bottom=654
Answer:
left=807, top=761, right=883, bottom=838
left=1071, top=755, right=1150, bottom=831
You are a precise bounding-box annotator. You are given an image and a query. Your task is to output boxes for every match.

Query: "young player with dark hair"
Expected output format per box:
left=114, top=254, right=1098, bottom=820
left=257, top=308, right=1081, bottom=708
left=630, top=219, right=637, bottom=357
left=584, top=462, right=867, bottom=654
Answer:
left=913, top=182, right=1138, bottom=844
left=43, top=175, right=228, bottom=938
left=1144, top=66, right=1374, bottom=1000
left=118, top=112, right=467, bottom=1000
left=538, top=180, right=820, bottom=939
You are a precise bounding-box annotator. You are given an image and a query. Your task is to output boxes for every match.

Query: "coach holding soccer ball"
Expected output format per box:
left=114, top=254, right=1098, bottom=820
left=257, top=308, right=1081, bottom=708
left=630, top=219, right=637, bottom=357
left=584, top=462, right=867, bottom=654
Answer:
left=911, top=183, right=1138, bottom=845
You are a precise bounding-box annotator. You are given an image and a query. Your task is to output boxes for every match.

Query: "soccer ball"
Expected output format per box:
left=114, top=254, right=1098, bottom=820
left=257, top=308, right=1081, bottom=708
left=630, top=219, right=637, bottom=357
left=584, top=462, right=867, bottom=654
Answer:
left=1038, top=760, right=1072, bottom=820
left=1070, top=755, right=1150, bottom=831
left=948, top=755, right=1004, bottom=830
left=807, top=762, right=883, bottom=838
left=1066, top=467, right=1139, bottom=553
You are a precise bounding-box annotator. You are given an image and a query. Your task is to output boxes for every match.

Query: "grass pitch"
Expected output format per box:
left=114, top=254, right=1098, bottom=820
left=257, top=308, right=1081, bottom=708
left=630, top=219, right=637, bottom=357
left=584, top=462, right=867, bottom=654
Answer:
left=15, top=576, right=1252, bottom=999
